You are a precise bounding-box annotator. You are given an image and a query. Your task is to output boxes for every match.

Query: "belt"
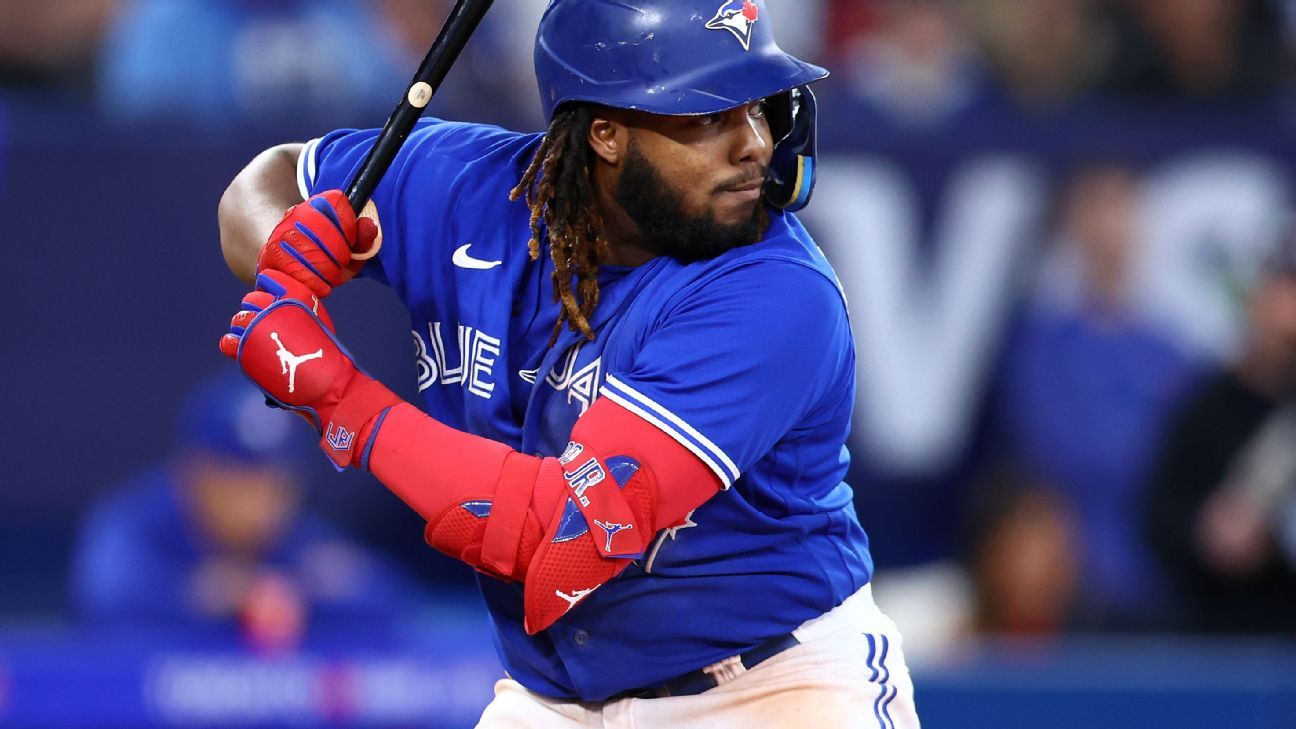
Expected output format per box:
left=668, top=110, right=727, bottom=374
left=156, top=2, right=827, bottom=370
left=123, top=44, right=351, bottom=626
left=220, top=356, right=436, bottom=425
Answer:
left=616, top=633, right=800, bottom=699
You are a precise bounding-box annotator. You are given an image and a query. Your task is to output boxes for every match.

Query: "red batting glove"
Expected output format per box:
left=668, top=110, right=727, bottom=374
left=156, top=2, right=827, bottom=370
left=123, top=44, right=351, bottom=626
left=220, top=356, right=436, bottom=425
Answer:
left=220, top=270, right=401, bottom=469
left=256, top=190, right=379, bottom=298
left=220, top=271, right=336, bottom=360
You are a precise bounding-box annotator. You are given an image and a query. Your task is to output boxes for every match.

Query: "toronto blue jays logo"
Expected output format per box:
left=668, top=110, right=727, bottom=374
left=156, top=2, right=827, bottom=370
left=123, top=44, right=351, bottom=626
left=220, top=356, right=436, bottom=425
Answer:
left=705, top=0, right=760, bottom=51
left=593, top=520, right=634, bottom=553
left=324, top=423, right=355, bottom=451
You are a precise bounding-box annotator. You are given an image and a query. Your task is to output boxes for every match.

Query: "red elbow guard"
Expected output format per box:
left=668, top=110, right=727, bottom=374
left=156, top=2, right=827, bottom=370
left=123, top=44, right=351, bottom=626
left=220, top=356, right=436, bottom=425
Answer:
left=364, top=398, right=723, bottom=633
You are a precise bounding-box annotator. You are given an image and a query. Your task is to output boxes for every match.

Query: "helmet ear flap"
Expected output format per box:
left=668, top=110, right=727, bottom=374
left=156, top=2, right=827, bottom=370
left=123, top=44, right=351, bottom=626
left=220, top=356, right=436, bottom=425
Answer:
left=764, top=89, right=795, bottom=145
left=762, top=86, right=818, bottom=212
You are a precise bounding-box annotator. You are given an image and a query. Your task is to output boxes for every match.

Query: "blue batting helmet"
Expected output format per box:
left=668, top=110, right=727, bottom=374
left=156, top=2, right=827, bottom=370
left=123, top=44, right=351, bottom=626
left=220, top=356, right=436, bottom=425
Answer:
left=534, top=0, right=828, bottom=211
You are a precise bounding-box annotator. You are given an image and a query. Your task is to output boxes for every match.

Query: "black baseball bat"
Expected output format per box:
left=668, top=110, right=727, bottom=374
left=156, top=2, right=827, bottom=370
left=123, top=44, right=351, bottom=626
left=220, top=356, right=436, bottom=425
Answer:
left=345, top=0, right=494, bottom=214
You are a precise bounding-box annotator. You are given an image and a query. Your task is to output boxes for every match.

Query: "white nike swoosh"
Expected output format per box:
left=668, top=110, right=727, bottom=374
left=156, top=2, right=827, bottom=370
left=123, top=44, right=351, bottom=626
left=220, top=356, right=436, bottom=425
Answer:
left=453, top=243, right=503, bottom=270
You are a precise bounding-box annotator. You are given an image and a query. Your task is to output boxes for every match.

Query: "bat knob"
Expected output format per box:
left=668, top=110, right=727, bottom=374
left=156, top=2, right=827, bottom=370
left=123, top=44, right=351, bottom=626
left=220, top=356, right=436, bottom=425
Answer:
left=351, top=199, right=384, bottom=262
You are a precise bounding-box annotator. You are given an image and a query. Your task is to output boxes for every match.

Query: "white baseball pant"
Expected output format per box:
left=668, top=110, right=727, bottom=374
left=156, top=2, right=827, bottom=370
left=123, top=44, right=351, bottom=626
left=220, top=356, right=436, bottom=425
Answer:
left=475, top=584, right=921, bottom=729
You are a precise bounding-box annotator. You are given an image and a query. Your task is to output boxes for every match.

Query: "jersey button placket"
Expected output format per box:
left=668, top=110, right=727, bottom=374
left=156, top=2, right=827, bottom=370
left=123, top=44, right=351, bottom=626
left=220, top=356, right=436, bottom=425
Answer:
left=572, top=629, right=590, bottom=647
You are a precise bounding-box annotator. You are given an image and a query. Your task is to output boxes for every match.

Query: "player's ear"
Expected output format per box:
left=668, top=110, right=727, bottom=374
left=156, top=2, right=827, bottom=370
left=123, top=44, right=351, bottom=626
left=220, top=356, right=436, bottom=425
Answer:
left=588, top=115, right=623, bottom=165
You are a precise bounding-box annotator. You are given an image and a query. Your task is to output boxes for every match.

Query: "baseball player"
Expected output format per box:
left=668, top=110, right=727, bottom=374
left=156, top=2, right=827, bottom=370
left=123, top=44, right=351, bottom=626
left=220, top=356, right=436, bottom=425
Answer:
left=217, top=1, right=919, bottom=726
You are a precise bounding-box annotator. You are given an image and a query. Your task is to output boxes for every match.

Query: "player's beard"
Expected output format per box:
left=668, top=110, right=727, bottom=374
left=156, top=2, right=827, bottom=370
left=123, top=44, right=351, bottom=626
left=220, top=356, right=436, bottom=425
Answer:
left=613, top=140, right=770, bottom=263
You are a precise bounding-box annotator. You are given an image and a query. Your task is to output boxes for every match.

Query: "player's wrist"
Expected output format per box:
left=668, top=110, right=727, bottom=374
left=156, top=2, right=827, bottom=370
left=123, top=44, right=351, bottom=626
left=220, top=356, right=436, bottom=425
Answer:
left=316, top=375, right=402, bottom=470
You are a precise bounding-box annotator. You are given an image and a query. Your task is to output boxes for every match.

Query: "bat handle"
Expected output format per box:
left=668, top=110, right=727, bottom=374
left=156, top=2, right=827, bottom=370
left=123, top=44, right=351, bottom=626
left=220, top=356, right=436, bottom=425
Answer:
left=344, top=0, right=494, bottom=214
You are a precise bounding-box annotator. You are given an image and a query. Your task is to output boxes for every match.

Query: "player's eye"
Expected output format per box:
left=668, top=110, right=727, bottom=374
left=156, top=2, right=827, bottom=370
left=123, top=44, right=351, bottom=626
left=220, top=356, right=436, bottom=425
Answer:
left=697, top=113, right=723, bottom=126
left=748, top=101, right=767, bottom=119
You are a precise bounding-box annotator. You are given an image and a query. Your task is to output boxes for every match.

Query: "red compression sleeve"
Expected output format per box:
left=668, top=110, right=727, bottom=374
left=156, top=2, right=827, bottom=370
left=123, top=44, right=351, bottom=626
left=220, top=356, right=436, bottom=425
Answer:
left=359, top=406, right=563, bottom=521
left=362, top=404, right=561, bottom=579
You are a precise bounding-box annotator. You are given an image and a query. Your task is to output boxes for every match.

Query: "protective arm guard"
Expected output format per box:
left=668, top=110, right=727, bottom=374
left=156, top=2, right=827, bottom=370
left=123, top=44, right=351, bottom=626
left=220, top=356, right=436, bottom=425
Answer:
left=222, top=282, right=719, bottom=632
left=364, top=397, right=722, bottom=633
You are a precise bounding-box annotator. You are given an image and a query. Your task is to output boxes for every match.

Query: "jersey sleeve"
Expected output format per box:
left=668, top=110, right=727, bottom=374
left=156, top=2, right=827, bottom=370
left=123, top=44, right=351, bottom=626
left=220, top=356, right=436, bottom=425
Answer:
left=599, top=260, right=854, bottom=488
left=295, top=118, right=536, bottom=291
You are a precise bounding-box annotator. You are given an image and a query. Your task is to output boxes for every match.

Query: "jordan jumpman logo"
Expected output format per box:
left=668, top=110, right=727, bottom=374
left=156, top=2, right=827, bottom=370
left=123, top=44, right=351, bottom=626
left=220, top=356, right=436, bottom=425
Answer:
left=554, top=587, right=595, bottom=614
left=270, top=332, right=323, bottom=393
left=593, top=520, right=633, bottom=553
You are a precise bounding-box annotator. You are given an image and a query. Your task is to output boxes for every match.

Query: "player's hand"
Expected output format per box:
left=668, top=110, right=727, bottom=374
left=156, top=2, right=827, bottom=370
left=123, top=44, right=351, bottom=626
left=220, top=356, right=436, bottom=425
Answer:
left=256, top=190, right=379, bottom=298
left=220, top=270, right=400, bottom=469
left=220, top=271, right=336, bottom=360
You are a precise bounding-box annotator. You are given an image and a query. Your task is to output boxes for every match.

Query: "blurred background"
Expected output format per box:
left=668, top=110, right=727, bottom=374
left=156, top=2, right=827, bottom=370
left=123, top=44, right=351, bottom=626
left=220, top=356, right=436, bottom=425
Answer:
left=4, top=0, right=1296, bottom=726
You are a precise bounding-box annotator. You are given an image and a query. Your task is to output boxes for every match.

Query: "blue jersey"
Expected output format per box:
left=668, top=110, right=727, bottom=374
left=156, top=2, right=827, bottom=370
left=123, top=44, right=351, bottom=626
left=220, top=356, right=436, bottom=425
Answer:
left=300, top=118, right=874, bottom=701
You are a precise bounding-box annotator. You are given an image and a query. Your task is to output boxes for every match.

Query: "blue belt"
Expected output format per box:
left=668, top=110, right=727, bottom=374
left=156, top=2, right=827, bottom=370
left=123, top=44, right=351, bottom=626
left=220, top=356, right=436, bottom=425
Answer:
left=616, top=633, right=801, bottom=699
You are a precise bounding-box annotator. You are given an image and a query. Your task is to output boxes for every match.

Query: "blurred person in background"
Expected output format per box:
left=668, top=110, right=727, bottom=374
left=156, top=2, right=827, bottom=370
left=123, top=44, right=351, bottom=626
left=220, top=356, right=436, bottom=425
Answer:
left=965, top=465, right=1081, bottom=637
left=872, top=463, right=1083, bottom=664
left=0, top=0, right=116, bottom=93
left=963, top=0, right=1110, bottom=109
left=94, top=0, right=487, bottom=128
left=825, top=0, right=990, bottom=126
left=1144, top=230, right=1296, bottom=634
left=995, top=163, right=1200, bottom=629
left=1098, top=0, right=1283, bottom=101
left=70, top=372, right=426, bottom=652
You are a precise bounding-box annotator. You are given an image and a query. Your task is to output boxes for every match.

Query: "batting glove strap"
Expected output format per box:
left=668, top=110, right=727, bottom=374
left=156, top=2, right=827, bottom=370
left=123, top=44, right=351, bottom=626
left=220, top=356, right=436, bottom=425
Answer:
left=325, top=378, right=402, bottom=470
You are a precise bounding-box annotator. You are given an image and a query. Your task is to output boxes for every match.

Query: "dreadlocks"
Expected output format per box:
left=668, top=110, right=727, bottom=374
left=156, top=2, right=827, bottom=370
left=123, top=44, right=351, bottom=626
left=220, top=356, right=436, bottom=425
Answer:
left=509, top=106, right=608, bottom=345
